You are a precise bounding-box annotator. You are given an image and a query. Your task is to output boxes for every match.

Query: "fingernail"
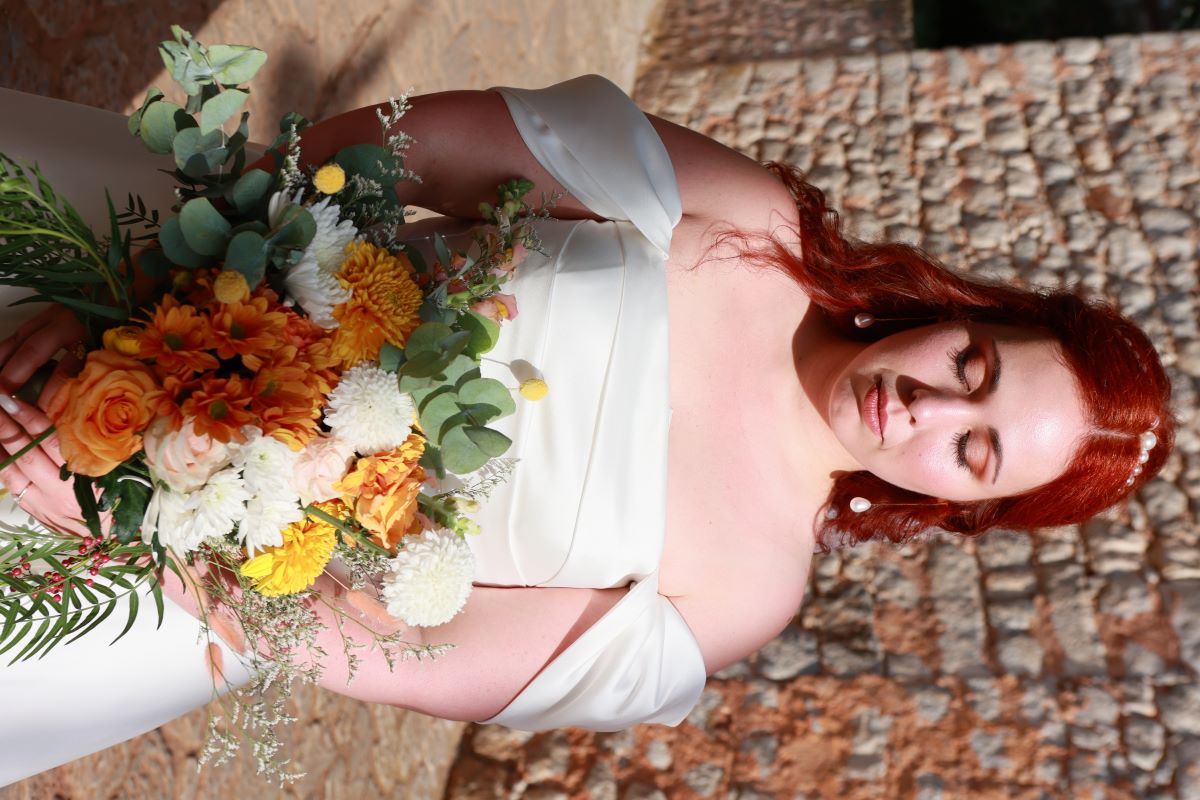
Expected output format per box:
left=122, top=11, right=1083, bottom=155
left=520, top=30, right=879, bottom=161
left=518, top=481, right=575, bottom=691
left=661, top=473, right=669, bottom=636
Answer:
left=0, top=395, right=18, bottom=414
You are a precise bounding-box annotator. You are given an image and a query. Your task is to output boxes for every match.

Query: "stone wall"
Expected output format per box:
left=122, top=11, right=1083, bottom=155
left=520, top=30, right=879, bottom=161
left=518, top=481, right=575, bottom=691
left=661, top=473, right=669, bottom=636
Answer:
left=447, top=33, right=1200, bottom=800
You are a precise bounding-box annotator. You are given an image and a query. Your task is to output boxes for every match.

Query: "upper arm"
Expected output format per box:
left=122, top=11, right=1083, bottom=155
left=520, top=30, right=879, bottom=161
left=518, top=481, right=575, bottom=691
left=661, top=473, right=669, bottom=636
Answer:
left=306, top=88, right=797, bottom=233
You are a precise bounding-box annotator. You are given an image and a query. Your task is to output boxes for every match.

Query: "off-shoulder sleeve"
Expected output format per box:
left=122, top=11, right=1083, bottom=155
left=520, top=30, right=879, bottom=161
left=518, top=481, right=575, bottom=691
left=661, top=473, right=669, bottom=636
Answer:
left=490, top=74, right=683, bottom=256
left=483, top=573, right=708, bottom=731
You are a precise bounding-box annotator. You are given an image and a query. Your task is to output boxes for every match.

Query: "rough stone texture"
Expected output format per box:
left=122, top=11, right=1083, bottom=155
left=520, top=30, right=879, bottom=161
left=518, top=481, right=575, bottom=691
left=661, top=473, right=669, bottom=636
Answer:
left=641, top=0, right=912, bottom=67
left=449, top=21, right=1200, bottom=800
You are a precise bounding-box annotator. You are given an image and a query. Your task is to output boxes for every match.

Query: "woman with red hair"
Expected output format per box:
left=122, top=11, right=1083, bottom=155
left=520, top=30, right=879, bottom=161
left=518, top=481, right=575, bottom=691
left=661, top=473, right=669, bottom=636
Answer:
left=0, top=75, right=1174, bottom=779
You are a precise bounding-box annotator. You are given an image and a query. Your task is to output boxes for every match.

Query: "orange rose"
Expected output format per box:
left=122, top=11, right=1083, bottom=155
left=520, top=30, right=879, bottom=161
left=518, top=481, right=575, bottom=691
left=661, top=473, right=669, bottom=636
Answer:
left=47, top=350, right=160, bottom=476
left=334, top=434, right=425, bottom=551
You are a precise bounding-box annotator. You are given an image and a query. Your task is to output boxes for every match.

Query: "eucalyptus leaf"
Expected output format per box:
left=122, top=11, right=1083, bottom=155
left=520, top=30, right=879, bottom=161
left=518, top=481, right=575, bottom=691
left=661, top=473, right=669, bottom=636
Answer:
left=442, top=354, right=482, bottom=388
left=464, top=426, right=512, bottom=457
left=224, top=231, right=268, bottom=285
left=419, top=393, right=461, bottom=444
left=230, top=169, right=271, bottom=215
left=458, top=377, right=516, bottom=419
left=405, top=322, right=454, bottom=357
left=460, top=310, right=500, bottom=355
left=172, top=127, right=227, bottom=178
left=136, top=247, right=171, bottom=279
left=398, top=349, right=450, bottom=379
left=440, top=427, right=490, bottom=474
left=159, top=216, right=209, bottom=267
left=271, top=206, right=316, bottom=249
left=433, top=233, right=453, bottom=269
left=127, top=87, right=164, bottom=136
left=397, top=373, right=436, bottom=394
left=199, top=88, right=248, bottom=134
left=179, top=197, right=232, bottom=256
left=139, top=101, right=190, bottom=155
left=207, top=44, right=268, bottom=84
left=379, top=342, right=404, bottom=372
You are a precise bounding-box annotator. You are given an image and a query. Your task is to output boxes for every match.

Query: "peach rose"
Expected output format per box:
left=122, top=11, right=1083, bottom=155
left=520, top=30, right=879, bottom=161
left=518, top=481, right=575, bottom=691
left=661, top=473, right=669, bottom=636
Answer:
left=142, top=416, right=234, bottom=493
left=47, top=350, right=159, bottom=476
left=471, top=292, right=518, bottom=323
left=292, top=434, right=355, bottom=505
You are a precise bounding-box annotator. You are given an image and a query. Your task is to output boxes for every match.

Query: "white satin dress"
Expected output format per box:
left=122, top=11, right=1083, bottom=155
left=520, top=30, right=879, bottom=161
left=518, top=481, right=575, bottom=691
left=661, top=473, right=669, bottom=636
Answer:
left=0, top=75, right=706, bottom=786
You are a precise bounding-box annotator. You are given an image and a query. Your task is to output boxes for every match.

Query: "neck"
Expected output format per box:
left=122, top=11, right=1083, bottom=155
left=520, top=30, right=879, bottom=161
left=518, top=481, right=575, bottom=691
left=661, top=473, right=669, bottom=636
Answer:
left=791, top=307, right=867, bottom=428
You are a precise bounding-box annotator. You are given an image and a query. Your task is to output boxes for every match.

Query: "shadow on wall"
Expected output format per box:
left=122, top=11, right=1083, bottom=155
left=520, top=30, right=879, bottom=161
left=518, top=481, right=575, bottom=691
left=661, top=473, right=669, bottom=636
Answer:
left=0, top=0, right=223, bottom=111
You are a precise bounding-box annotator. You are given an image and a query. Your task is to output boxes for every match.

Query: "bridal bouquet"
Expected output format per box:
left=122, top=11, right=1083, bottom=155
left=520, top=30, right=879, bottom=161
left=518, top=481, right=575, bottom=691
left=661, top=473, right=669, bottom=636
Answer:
left=0, top=26, right=550, bottom=783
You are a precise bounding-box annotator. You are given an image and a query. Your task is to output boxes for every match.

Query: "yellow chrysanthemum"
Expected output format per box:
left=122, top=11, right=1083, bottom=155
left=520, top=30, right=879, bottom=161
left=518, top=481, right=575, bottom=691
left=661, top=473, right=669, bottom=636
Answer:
left=240, top=508, right=338, bottom=596
left=331, top=241, right=423, bottom=365
left=313, top=163, right=347, bottom=195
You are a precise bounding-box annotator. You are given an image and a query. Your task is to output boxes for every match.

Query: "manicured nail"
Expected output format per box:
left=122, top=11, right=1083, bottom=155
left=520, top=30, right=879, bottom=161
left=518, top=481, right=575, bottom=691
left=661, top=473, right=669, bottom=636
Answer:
left=0, top=395, right=19, bottom=414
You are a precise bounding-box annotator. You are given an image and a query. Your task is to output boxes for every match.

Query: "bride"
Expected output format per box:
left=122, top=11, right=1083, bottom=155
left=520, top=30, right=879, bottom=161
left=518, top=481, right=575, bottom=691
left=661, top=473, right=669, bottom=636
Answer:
left=0, top=75, right=1174, bottom=783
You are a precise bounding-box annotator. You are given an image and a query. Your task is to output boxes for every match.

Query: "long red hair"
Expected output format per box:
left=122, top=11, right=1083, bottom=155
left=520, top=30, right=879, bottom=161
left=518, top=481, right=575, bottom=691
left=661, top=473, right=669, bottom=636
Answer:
left=729, top=162, right=1175, bottom=553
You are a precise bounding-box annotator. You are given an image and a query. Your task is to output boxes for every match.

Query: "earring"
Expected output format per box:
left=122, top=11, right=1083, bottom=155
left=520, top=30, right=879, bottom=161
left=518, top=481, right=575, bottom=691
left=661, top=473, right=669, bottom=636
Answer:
left=853, top=313, right=928, bottom=329
left=848, top=496, right=947, bottom=513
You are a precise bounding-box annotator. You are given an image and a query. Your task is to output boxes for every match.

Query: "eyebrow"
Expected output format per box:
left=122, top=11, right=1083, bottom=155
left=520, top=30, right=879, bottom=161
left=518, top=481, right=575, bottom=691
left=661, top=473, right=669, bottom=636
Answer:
left=988, top=338, right=1003, bottom=484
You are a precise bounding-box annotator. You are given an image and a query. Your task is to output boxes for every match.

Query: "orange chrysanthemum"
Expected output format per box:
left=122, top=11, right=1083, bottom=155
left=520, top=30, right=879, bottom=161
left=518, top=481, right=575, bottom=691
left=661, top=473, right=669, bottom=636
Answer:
left=331, top=241, right=423, bottom=366
left=138, top=295, right=218, bottom=379
left=249, top=345, right=325, bottom=449
left=208, top=295, right=288, bottom=371
left=334, top=433, right=426, bottom=552
left=180, top=374, right=254, bottom=443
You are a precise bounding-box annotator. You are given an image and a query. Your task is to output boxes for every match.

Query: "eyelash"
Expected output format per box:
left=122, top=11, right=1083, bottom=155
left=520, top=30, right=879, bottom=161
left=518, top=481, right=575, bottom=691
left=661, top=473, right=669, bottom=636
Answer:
left=947, top=346, right=972, bottom=390
left=948, top=346, right=973, bottom=471
left=952, top=431, right=970, bottom=469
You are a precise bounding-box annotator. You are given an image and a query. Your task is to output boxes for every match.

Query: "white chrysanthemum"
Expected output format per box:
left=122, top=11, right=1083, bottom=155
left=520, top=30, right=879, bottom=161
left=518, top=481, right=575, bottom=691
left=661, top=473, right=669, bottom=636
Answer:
left=188, top=467, right=251, bottom=541
left=238, top=494, right=304, bottom=557
left=283, top=248, right=350, bottom=328
left=380, top=529, right=475, bottom=627
left=325, top=364, right=416, bottom=455
left=142, top=488, right=204, bottom=554
left=307, top=196, right=358, bottom=273
left=235, top=428, right=301, bottom=495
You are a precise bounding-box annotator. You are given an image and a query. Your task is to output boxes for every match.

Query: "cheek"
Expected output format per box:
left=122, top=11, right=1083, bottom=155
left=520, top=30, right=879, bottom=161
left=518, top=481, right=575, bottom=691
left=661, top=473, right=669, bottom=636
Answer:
left=877, top=437, right=959, bottom=493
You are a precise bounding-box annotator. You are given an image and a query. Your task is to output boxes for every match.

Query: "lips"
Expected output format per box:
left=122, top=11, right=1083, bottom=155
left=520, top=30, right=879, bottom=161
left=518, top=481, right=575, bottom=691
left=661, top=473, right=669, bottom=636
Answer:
left=863, top=381, right=882, bottom=439
left=877, top=382, right=889, bottom=441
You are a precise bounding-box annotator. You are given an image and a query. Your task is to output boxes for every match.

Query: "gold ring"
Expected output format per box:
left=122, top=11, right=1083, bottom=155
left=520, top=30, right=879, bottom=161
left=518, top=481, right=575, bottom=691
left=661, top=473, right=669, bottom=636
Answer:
left=68, top=341, right=88, bottom=360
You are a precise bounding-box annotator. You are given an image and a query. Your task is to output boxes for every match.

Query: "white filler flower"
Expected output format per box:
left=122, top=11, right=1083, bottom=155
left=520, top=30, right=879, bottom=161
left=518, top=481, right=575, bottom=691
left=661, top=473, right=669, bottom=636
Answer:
left=307, top=197, right=358, bottom=273
left=325, top=364, right=416, bottom=455
left=380, top=529, right=475, bottom=627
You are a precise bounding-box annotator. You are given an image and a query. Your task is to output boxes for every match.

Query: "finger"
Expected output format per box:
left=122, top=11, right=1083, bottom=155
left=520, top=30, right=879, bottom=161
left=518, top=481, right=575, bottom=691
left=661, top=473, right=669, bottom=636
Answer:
left=38, top=353, right=82, bottom=412
left=0, top=395, right=63, bottom=486
left=0, top=312, right=86, bottom=390
left=0, top=305, right=61, bottom=375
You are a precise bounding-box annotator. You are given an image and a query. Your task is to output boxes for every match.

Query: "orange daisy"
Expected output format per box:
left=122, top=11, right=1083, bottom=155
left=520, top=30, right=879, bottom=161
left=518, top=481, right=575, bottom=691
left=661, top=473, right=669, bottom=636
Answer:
left=138, top=295, right=219, bottom=379
left=249, top=346, right=325, bottom=449
left=181, top=374, right=255, bottom=443
left=207, top=295, right=289, bottom=371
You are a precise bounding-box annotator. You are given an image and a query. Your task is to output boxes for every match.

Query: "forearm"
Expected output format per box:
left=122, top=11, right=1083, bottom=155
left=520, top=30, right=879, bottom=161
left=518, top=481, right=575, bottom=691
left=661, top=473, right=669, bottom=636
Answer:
left=263, top=90, right=601, bottom=221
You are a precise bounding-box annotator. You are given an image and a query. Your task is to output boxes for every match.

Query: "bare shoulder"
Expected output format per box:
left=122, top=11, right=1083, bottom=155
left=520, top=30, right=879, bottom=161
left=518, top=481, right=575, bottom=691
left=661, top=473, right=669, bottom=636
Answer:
left=646, top=112, right=799, bottom=234
left=666, top=545, right=813, bottom=675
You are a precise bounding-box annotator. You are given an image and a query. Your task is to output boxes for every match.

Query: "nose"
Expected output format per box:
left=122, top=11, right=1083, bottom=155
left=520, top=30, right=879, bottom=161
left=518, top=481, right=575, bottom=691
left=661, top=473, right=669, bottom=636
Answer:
left=907, top=387, right=976, bottom=425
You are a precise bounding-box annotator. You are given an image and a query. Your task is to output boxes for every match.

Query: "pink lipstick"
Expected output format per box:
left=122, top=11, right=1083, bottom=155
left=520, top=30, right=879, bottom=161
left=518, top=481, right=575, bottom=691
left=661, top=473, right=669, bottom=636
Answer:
left=863, top=381, right=882, bottom=439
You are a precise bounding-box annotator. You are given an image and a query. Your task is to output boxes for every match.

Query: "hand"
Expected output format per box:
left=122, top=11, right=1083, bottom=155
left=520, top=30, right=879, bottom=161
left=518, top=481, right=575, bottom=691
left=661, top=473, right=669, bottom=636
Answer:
left=0, top=393, right=89, bottom=536
left=0, top=304, right=86, bottom=408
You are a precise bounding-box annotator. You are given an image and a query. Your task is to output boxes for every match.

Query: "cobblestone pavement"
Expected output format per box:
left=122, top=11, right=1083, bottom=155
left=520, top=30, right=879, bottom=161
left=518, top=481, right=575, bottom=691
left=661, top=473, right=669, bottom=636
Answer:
left=641, top=0, right=912, bottom=66
left=448, top=33, right=1200, bottom=800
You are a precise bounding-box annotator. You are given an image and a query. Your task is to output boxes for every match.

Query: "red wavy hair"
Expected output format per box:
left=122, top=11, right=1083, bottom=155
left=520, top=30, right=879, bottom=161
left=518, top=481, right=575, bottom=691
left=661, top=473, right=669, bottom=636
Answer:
left=729, top=162, right=1175, bottom=553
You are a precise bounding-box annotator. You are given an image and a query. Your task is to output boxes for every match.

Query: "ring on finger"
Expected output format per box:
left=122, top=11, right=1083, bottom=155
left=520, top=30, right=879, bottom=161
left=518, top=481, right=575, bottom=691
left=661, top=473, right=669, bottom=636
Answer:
left=14, top=486, right=29, bottom=503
